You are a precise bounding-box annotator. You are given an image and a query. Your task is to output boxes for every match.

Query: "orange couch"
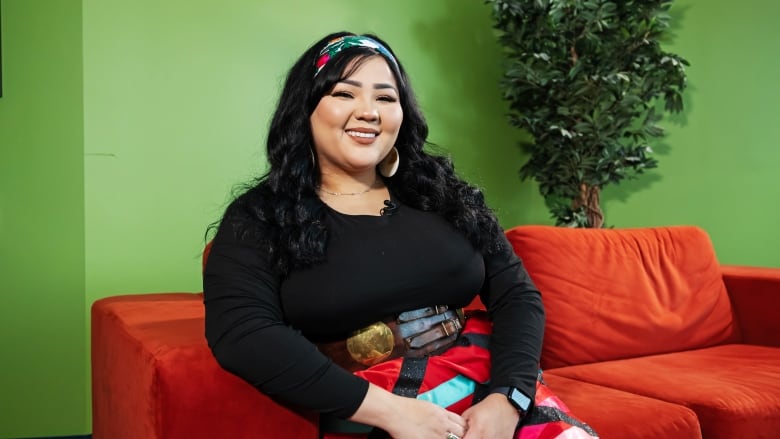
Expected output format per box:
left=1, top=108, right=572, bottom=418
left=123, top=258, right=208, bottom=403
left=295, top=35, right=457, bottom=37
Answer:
left=91, top=226, right=780, bottom=438
left=507, top=226, right=780, bottom=439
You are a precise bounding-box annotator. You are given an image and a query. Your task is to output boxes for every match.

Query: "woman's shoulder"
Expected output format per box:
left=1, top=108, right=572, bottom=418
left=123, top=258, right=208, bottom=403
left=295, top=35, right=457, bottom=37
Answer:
left=215, top=186, right=277, bottom=245
left=224, top=182, right=280, bottom=220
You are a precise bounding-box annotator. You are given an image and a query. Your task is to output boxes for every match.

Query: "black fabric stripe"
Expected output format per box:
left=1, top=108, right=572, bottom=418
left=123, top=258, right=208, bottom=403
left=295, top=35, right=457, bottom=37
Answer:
left=460, top=332, right=490, bottom=350
left=366, top=357, right=429, bottom=439
left=319, top=416, right=373, bottom=435
left=391, top=357, right=428, bottom=397
left=366, top=427, right=392, bottom=439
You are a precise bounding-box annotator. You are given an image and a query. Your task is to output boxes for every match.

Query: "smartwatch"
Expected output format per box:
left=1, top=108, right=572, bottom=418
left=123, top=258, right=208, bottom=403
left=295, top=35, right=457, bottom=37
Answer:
left=490, top=386, right=533, bottom=418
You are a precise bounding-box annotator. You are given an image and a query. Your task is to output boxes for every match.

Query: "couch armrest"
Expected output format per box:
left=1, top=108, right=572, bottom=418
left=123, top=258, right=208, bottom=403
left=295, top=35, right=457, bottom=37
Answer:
left=92, top=293, right=319, bottom=439
left=721, top=265, right=780, bottom=347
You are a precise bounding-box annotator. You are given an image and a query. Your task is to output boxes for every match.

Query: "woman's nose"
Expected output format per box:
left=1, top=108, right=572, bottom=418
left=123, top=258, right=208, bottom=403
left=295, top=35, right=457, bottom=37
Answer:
left=356, top=102, right=379, bottom=122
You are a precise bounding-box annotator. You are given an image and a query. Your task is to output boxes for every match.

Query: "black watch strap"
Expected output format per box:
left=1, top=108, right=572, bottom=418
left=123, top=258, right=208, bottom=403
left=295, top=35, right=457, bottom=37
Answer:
left=490, top=386, right=533, bottom=416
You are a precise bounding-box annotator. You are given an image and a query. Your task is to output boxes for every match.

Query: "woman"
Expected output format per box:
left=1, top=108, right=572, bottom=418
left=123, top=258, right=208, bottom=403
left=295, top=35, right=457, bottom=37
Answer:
left=204, top=32, right=545, bottom=439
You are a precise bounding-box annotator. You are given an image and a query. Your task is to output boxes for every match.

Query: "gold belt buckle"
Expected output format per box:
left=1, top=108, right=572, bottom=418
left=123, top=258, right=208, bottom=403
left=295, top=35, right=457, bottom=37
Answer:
left=346, top=321, right=395, bottom=367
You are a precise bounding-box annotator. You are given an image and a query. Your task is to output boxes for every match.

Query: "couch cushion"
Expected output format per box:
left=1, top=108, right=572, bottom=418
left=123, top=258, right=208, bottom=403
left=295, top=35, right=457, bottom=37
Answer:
left=542, top=374, right=702, bottom=439
left=548, top=344, right=780, bottom=439
left=506, top=225, right=740, bottom=368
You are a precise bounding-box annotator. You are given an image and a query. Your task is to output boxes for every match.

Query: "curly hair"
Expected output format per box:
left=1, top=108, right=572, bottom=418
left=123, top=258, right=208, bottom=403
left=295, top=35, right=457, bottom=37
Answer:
left=219, top=31, right=506, bottom=276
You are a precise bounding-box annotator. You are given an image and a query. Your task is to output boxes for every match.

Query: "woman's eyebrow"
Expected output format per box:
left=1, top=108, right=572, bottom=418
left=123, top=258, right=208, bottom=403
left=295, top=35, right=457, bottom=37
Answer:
left=339, top=79, right=398, bottom=92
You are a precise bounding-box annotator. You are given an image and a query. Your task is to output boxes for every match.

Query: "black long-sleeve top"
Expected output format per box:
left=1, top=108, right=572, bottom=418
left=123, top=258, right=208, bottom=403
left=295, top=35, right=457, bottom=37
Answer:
left=203, top=198, right=544, bottom=419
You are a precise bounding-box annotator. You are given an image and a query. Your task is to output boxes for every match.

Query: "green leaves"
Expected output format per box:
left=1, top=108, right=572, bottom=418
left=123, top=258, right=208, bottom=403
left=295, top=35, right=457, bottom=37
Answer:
left=486, top=0, right=688, bottom=227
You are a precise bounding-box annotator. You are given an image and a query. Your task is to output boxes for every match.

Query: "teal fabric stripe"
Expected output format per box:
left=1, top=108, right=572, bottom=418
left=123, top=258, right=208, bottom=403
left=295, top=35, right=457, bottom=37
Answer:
left=417, top=374, right=475, bottom=407
left=322, top=375, right=477, bottom=433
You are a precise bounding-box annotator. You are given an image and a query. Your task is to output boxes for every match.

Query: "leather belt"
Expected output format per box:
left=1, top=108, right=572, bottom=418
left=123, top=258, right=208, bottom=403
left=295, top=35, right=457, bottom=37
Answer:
left=316, top=305, right=465, bottom=372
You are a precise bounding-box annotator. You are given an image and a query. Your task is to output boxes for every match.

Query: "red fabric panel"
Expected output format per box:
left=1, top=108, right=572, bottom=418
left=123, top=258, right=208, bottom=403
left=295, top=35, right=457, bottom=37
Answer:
left=321, top=317, right=494, bottom=439
left=505, top=225, right=740, bottom=368
left=542, top=374, right=702, bottom=439
left=721, top=265, right=780, bottom=347
left=464, top=294, right=486, bottom=312
left=354, top=313, right=492, bottom=402
left=548, top=344, right=780, bottom=439
left=91, top=293, right=318, bottom=439
left=324, top=316, right=598, bottom=439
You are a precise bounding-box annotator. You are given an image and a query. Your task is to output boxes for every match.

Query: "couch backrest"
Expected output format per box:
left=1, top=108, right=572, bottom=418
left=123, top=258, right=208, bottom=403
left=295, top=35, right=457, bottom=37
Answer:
left=506, top=225, right=740, bottom=369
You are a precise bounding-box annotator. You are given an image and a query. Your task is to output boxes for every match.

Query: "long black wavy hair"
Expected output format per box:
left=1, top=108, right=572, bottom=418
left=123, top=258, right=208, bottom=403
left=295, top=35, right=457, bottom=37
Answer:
left=219, top=31, right=506, bottom=276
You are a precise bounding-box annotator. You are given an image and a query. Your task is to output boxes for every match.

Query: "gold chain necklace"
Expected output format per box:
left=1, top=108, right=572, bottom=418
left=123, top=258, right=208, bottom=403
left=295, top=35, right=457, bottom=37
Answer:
left=318, top=179, right=377, bottom=196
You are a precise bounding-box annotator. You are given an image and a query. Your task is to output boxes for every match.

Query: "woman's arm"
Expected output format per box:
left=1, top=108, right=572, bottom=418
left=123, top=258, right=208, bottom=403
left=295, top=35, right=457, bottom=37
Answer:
left=463, top=233, right=545, bottom=438
left=480, top=233, right=545, bottom=397
left=203, top=215, right=368, bottom=418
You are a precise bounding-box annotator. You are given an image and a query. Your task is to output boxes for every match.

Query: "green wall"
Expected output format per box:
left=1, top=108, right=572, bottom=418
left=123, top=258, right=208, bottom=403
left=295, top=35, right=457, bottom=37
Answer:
left=0, top=0, right=86, bottom=437
left=1, top=0, right=779, bottom=436
left=600, top=1, right=780, bottom=266
left=80, top=0, right=527, bottom=300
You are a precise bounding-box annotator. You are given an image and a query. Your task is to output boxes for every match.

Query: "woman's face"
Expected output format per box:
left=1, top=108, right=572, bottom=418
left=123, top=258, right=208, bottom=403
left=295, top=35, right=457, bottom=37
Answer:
left=310, top=56, right=403, bottom=177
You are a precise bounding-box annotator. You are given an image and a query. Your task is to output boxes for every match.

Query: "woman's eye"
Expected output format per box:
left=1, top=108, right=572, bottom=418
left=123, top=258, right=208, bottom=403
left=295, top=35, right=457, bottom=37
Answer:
left=331, top=91, right=353, bottom=98
left=377, top=95, right=398, bottom=103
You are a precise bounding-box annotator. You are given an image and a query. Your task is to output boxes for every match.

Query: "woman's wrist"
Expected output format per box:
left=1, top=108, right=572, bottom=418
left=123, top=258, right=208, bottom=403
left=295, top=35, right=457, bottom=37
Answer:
left=348, top=383, right=399, bottom=430
left=483, top=393, right=522, bottom=425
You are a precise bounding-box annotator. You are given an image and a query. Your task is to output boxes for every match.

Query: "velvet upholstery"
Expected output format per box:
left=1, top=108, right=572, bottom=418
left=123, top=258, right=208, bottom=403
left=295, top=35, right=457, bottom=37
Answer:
left=541, top=374, right=702, bottom=439
left=547, top=345, right=780, bottom=439
left=506, top=225, right=780, bottom=439
left=721, top=265, right=780, bottom=347
left=91, top=294, right=318, bottom=439
left=91, top=225, right=780, bottom=438
left=505, top=225, right=740, bottom=369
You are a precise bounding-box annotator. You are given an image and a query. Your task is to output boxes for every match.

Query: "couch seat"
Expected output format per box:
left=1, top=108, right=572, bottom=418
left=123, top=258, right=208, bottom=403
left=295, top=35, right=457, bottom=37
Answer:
left=548, top=344, right=780, bottom=439
left=543, top=374, right=701, bottom=438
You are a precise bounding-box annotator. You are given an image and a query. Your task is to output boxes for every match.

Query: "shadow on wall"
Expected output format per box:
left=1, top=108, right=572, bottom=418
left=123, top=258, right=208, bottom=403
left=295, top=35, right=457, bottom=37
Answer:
left=664, top=3, right=693, bottom=129
left=602, top=3, right=694, bottom=220
left=409, top=1, right=550, bottom=227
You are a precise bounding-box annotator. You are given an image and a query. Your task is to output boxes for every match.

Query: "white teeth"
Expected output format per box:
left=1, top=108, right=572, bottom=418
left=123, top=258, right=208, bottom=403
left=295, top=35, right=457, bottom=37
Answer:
left=346, top=130, right=377, bottom=138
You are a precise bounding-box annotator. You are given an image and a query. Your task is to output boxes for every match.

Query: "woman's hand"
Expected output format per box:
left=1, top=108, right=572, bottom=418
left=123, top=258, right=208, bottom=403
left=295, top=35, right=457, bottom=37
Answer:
left=461, top=393, right=520, bottom=439
left=350, top=384, right=468, bottom=439
left=385, top=395, right=468, bottom=439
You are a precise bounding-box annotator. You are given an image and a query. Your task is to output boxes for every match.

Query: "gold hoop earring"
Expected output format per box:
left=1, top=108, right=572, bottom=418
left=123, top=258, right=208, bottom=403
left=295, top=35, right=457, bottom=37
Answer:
left=378, top=147, right=399, bottom=177
left=310, top=148, right=317, bottom=169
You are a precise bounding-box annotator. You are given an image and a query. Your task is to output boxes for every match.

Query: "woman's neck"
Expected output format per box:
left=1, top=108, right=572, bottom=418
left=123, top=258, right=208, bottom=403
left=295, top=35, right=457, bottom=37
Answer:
left=317, top=173, right=392, bottom=216
left=318, top=177, right=378, bottom=196
left=318, top=170, right=380, bottom=196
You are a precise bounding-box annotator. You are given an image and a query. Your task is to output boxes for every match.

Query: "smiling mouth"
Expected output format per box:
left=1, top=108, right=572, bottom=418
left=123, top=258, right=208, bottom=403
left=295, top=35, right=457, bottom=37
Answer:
left=346, top=130, right=378, bottom=139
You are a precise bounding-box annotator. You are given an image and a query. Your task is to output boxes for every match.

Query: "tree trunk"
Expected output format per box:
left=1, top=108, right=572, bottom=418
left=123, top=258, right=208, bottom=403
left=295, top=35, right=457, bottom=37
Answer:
left=573, top=183, right=604, bottom=228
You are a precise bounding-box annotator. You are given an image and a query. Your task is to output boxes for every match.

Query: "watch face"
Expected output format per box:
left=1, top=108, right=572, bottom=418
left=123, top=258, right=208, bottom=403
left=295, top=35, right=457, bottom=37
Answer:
left=509, top=387, right=533, bottom=412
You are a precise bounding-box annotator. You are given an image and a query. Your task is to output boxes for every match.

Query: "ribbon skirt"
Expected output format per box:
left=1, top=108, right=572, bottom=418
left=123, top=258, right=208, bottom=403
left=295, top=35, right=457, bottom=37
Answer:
left=321, top=312, right=598, bottom=439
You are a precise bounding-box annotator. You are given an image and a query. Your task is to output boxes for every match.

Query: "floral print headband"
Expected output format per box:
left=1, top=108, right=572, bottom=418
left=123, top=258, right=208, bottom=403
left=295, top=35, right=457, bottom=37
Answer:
left=314, top=35, right=399, bottom=77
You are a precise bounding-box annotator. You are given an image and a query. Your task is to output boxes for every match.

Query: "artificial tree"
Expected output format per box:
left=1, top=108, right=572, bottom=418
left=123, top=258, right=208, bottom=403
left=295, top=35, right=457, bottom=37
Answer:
left=486, top=0, right=688, bottom=227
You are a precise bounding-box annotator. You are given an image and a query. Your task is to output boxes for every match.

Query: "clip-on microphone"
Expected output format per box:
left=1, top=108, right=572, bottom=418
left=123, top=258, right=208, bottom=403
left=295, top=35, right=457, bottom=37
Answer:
left=380, top=199, right=398, bottom=216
